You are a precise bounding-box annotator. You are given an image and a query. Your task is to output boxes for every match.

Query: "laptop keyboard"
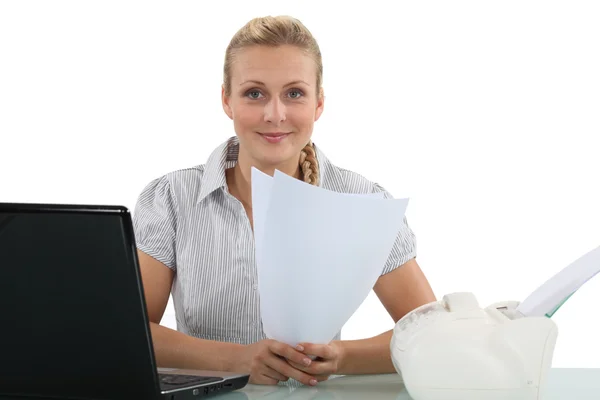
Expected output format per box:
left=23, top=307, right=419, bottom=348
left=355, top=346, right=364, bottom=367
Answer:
left=159, top=373, right=221, bottom=388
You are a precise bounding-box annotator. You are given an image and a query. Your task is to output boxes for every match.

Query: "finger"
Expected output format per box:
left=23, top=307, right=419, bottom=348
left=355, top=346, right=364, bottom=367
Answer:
left=289, top=358, right=335, bottom=376
left=261, top=365, right=289, bottom=383
left=250, top=350, right=288, bottom=385
left=287, top=359, right=309, bottom=371
left=269, top=342, right=313, bottom=368
left=297, top=343, right=334, bottom=360
left=265, top=355, right=319, bottom=386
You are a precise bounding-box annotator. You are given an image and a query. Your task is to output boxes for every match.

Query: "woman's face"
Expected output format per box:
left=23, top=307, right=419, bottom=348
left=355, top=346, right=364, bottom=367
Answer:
left=222, top=44, right=324, bottom=170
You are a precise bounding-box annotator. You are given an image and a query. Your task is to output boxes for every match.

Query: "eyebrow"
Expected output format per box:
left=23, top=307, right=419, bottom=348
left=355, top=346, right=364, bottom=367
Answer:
left=239, top=80, right=310, bottom=87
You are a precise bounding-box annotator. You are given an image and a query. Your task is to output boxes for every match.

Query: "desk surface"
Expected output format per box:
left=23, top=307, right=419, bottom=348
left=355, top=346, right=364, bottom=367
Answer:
left=214, top=368, right=600, bottom=400
left=0, top=368, right=597, bottom=399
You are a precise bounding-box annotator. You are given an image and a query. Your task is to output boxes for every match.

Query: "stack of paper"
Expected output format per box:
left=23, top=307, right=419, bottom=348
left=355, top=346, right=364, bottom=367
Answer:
left=251, top=168, right=409, bottom=346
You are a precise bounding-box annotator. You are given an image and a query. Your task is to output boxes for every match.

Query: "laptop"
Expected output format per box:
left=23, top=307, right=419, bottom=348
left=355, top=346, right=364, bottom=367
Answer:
left=0, top=202, right=250, bottom=400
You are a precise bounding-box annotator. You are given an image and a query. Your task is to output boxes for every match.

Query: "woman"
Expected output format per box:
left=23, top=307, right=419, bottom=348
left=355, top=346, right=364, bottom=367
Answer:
left=133, top=15, right=436, bottom=387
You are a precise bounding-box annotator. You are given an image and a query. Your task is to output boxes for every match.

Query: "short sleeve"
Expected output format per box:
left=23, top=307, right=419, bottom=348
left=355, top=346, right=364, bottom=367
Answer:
left=132, top=176, right=178, bottom=271
left=372, top=183, right=417, bottom=275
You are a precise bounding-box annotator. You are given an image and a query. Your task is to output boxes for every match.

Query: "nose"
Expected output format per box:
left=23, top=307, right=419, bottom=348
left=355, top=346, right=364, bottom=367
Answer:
left=263, top=97, right=286, bottom=124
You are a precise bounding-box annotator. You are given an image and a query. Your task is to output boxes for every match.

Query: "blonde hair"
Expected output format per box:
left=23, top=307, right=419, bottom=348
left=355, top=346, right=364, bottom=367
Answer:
left=224, top=15, right=322, bottom=186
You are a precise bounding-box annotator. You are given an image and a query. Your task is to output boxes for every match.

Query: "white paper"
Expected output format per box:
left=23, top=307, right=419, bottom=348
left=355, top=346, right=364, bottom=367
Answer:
left=252, top=168, right=408, bottom=346
left=251, top=167, right=386, bottom=270
left=516, top=244, right=600, bottom=317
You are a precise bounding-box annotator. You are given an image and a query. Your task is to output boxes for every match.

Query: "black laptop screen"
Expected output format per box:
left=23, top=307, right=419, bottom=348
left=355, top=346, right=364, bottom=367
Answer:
left=0, top=208, right=160, bottom=399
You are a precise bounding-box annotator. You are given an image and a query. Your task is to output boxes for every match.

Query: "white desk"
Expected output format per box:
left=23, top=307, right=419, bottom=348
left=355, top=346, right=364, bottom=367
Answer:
left=214, top=368, right=600, bottom=399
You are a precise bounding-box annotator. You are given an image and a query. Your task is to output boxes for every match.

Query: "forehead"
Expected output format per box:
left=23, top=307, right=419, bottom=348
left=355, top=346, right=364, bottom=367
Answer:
left=231, top=45, right=316, bottom=86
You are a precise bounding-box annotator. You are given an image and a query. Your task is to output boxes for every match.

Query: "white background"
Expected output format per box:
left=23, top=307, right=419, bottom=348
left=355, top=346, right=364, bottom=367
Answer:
left=1, top=1, right=599, bottom=367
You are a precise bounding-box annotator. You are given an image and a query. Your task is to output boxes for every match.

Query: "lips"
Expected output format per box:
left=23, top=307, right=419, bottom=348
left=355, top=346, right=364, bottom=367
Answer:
left=259, top=132, right=290, bottom=137
left=258, top=131, right=290, bottom=143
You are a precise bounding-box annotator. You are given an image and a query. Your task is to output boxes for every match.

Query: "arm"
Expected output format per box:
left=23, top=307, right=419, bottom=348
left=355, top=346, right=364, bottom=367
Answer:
left=138, top=250, right=243, bottom=372
left=133, top=180, right=243, bottom=371
left=335, top=258, right=436, bottom=375
left=140, top=250, right=318, bottom=385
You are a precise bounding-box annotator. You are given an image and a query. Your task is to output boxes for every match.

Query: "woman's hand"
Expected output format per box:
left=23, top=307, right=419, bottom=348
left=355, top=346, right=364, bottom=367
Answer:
left=287, top=341, right=344, bottom=382
left=239, top=339, right=320, bottom=386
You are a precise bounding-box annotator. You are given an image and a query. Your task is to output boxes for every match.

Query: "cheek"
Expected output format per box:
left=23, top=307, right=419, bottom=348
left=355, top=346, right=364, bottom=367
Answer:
left=290, top=106, right=317, bottom=129
left=233, top=104, right=261, bottom=131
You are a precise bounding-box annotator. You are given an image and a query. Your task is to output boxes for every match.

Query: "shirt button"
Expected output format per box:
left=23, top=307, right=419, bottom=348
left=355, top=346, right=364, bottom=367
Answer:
left=253, top=284, right=258, bottom=290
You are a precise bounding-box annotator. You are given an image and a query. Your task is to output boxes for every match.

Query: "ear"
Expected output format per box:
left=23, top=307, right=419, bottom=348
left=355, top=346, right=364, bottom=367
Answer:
left=314, top=87, right=325, bottom=122
left=222, top=85, right=233, bottom=120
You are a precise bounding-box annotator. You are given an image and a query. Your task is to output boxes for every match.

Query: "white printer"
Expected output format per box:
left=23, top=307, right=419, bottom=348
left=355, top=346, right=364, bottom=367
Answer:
left=390, top=292, right=558, bottom=400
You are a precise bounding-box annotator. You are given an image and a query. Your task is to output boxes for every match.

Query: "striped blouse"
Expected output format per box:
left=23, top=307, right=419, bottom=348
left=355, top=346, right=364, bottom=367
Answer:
left=132, top=135, right=417, bottom=354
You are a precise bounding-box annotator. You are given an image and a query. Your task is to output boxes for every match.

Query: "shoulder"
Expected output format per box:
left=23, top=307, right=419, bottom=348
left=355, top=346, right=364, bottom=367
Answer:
left=138, top=165, right=207, bottom=206
left=135, top=163, right=217, bottom=220
left=317, top=146, right=392, bottom=198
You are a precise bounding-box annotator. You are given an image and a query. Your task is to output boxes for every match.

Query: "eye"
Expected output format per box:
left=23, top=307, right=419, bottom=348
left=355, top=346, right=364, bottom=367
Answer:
left=288, top=89, right=304, bottom=99
left=245, top=90, right=263, bottom=99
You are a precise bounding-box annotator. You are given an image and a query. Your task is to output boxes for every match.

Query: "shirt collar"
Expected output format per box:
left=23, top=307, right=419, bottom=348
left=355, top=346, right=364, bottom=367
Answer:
left=196, top=136, right=239, bottom=204
left=196, top=136, right=329, bottom=204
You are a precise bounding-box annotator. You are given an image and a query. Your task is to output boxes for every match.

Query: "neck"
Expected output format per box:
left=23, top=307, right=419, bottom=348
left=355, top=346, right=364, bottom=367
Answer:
left=227, top=151, right=301, bottom=209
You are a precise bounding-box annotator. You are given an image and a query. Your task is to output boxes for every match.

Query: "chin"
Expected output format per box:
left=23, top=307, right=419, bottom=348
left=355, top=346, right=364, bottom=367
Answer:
left=256, top=149, right=296, bottom=168
left=252, top=133, right=301, bottom=166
